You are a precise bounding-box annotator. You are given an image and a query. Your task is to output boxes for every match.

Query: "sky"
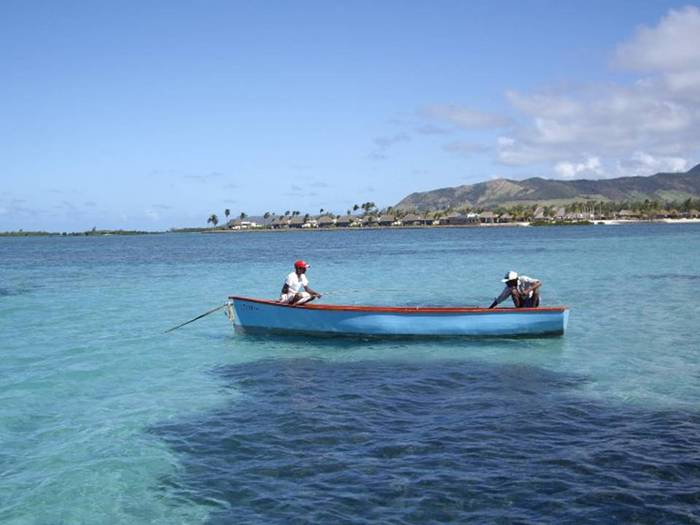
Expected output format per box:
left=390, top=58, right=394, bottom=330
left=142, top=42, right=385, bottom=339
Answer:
left=2, top=0, right=700, bottom=231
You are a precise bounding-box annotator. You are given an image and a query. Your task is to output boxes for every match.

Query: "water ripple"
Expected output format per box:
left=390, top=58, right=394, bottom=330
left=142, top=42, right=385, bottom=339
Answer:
left=151, top=359, right=700, bottom=524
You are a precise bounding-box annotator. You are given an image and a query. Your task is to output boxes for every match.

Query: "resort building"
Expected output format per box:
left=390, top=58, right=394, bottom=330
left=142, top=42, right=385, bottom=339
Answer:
left=444, top=212, right=467, bottom=225
left=378, top=215, right=395, bottom=227
left=317, top=216, right=335, bottom=228
left=479, top=211, right=496, bottom=223
left=289, top=216, right=305, bottom=228
left=402, top=213, right=426, bottom=226
left=336, top=215, right=362, bottom=227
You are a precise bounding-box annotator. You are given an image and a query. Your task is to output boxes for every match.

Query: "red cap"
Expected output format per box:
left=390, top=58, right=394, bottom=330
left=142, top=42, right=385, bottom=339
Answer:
left=294, top=260, right=310, bottom=270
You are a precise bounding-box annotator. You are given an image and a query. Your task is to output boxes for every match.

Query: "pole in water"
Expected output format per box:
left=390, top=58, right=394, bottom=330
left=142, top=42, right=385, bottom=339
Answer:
left=164, top=303, right=229, bottom=333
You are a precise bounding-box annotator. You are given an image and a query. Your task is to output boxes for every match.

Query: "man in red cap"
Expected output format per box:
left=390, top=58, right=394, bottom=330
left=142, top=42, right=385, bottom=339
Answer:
left=279, top=260, right=322, bottom=305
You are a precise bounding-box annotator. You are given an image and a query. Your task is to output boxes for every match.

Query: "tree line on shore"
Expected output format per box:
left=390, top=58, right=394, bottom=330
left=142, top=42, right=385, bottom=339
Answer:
left=206, top=198, right=700, bottom=227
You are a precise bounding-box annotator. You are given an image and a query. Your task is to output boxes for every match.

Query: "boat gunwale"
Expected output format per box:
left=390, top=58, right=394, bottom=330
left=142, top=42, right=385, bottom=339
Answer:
left=229, top=295, right=568, bottom=314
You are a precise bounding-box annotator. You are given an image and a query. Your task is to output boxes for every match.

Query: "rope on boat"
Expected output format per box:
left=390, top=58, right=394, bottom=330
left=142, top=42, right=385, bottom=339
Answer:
left=164, top=302, right=230, bottom=333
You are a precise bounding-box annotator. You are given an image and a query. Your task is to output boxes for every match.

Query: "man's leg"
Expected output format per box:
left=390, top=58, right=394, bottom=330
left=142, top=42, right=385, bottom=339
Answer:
left=293, top=292, right=314, bottom=305
left=521, top=292, right=539, bottom=308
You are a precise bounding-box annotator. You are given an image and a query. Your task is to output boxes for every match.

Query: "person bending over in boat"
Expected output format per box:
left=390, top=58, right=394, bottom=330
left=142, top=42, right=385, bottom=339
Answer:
left=488, top=271, right=541, bottom=308
left=279, top=260, right=322, bottom=305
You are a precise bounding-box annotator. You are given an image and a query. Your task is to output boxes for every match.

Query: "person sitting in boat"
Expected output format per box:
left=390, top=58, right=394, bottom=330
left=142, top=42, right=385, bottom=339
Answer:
left=488, top=271, right=541, bottom=308
left=279, top=260, right=322, bottom=305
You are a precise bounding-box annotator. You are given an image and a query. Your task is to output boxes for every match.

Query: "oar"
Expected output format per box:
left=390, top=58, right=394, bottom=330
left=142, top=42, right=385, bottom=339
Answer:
left=164, top=303, right=229, bottom=333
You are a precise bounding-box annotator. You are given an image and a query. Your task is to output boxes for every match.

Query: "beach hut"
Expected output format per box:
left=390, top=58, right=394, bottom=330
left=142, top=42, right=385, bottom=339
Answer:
left=402, top=213, right=425, bottom=226
left=230, top=219, right=259, bottom=229
left=270, top=217, right=288, bottom=229
left=289, top=216, right=305, bottom=228
left=498, top=213, right=513, bottom=223
left=479, top=211, right=496, bottom=224
left=317, top=216, right=335, bottom=228
left=378, top=214, right=396, bottom=226
left=444, top=212, right=467, bottom=225
left=336, top=215, right=355, bottom=227
left=616, top=209, right=638, bottom=219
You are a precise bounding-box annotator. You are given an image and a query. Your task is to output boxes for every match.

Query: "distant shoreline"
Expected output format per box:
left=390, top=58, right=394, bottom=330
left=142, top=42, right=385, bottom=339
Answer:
left=4, top=218, right=699, bottom=238
left=200, top=217, right=700, bottom=233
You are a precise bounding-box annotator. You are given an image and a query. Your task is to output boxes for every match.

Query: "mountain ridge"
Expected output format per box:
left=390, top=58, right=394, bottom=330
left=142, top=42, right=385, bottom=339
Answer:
left=395, top=164, right=700, bottom=210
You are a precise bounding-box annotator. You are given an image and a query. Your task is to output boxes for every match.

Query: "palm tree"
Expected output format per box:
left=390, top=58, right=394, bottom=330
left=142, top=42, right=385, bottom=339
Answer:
left=207, top=214, right=219, bottom=227
left=225, top=209, right=230, bottom=221
left=240, top=212, right=247, bottom=219
left=353, top=204, right=359, bottom=212
left=285, top=210, right=290, bottom=216
left=319, top=208, right=324, bottom=214
left=263, top=211, right=271, bottom=219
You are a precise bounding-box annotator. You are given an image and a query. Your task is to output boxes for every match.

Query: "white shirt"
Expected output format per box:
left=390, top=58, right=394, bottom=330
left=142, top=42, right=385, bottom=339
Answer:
left=493, top=275, right=539, bottom=305
left=284, top=272, right=309, bottom=294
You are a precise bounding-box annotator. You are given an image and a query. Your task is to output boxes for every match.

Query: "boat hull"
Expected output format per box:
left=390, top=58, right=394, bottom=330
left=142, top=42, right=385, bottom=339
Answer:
left=230, top=297, right=569, bottom=337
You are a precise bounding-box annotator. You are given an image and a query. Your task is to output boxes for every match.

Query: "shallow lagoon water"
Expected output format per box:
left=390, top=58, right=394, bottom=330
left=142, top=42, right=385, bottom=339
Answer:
left=1, top=224, right=699, bottom=523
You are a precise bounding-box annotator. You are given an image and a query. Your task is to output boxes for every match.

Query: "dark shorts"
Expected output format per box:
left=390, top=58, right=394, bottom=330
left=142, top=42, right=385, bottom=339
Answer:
left=520, top=294, right=540, bottom=308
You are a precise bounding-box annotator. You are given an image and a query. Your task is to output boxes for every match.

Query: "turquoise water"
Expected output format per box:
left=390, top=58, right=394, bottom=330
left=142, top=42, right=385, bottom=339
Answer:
left=1, top=225, right=699, bottom=524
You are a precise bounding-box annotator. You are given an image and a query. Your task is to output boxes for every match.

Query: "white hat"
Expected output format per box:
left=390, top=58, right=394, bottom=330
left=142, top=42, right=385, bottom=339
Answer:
left=502, top=271, right=518, bottom=282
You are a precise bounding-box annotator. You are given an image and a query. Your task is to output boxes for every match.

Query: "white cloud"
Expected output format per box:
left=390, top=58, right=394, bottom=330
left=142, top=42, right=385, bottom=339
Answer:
left=554, top=157, right=603, bottom=179
left=493, top=6, right=700, bottom=178
left=443, top=141, right=489, bottom=157
left=422, top=104, right=511, bottom=129
left=506, top=91, right=582, bottom=119
left=369, top=132, right=411, bottom=160
left=373, top=133, right=410, bottom=148
left=183, top=171, right=226, bottom=184
left=617, top=151, right=688, bottom=176
left=415, top=124, right=452, bottom=135
left=615, top=5, right=700, bottom=102
left=615, top=6, right=700, bottom=74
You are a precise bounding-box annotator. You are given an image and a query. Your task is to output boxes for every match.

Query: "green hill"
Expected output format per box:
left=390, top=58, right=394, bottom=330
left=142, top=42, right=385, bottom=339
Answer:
left=395, top=164, right=700, bottom=210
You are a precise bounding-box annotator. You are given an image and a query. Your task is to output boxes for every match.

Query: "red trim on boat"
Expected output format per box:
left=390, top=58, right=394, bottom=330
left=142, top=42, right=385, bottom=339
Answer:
left=229, top=296, right=568, bottom=314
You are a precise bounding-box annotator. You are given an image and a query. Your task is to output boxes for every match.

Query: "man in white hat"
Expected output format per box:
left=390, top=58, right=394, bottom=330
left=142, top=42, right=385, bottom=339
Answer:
left=488, top=271, right=541, bottom=308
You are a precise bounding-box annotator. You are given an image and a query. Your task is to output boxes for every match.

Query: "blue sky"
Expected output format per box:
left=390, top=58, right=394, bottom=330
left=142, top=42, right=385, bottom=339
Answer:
left=2, top=1, right=699, bottom=231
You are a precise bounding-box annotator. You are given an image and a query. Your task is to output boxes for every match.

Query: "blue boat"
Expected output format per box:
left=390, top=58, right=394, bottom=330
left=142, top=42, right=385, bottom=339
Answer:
left=229, top=296, right=569, bottom=337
